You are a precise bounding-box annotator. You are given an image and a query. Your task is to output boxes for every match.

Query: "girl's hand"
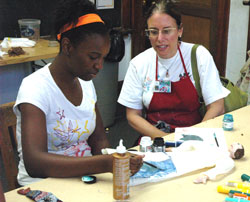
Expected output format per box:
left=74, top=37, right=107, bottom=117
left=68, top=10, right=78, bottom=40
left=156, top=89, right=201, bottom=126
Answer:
left=129, top=154, right=144, bottom=176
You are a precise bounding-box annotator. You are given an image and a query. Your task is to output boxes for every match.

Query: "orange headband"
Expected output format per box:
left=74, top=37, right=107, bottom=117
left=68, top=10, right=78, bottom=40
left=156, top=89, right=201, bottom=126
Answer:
left=57, top=13, right=104, bottom=40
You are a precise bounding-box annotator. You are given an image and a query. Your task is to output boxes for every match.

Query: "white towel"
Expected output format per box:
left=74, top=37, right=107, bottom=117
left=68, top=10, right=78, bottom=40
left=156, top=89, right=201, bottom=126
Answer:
left=1, top=37, right=36, bottom=48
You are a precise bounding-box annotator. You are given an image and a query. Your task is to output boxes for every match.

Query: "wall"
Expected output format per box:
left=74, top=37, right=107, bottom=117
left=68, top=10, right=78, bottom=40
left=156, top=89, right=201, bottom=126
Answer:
left=225, top=0, right=249, bottom=84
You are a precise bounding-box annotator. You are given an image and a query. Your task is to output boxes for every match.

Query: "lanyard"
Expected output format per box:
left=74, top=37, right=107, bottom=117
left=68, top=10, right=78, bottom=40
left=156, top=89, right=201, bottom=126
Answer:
left=155, top=45, right=189, bottom=81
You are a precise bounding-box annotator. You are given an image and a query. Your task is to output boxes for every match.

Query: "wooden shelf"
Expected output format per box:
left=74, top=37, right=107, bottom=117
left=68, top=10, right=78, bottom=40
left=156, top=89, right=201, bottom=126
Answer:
left=0, top=39, right=59, bottom=66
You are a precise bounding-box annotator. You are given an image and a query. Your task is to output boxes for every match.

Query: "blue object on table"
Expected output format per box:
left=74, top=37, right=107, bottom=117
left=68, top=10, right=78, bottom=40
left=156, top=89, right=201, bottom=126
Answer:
left=223, top=114, right=234, bottom=131
left=81, top=176, right=97, bottom=184
left=131, top=156, right=176, bottom=179
left=165, top=141, right=183, bottom=148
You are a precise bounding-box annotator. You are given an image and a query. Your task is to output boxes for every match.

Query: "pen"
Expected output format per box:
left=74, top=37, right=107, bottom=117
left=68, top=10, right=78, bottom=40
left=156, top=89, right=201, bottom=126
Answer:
left=225, top=197, right=250, bottom=202
left=214, top=133, right=219, bottom=147
left=143, top=161, right=158, bottom=169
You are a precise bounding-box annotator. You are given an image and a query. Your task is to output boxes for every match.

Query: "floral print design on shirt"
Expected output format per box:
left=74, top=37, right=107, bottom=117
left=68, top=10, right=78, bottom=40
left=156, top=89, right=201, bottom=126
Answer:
left=56, top=108, right=65, bottom=120
left=50, top=108, right=91, bottom=156
left=63, top=141, right=91, bottom=157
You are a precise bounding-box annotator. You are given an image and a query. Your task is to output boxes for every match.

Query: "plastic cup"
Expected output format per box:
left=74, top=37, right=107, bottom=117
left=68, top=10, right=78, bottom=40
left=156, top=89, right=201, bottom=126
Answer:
left=18, top=19, right=41, bottom=41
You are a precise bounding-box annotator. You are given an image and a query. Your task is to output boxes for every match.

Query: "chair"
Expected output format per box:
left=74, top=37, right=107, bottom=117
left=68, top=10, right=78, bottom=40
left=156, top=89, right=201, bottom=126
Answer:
left=0, top=101, right=19, bottom=191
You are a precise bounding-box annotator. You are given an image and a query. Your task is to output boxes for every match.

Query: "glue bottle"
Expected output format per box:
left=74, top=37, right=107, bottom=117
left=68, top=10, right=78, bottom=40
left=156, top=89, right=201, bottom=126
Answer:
left=113, top=139, right=130, bottom=200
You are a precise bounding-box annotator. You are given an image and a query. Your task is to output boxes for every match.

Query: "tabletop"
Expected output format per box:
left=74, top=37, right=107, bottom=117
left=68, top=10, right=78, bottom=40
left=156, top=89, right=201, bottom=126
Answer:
left=4, top=105, right=250, bottom=202
left=0, top=39, right=59, bottom=66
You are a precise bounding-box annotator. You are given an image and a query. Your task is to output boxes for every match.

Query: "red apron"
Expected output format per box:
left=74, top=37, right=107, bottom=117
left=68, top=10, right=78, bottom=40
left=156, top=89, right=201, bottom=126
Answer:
left=146, top=46, right=202, bottom=132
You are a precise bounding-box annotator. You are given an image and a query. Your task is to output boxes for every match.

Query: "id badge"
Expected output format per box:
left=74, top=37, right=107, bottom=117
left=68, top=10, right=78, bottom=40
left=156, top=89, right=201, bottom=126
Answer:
left=154, top=80, right=171, bottom=93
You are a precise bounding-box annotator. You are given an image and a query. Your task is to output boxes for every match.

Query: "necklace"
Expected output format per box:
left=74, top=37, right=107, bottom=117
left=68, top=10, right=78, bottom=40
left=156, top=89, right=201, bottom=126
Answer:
left=160, top=51, right=179, bottom=78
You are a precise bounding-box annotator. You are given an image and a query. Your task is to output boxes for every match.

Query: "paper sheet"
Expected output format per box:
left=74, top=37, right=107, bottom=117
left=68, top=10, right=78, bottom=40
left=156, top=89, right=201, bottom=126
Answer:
left=174, top=127, right=228, bottom=152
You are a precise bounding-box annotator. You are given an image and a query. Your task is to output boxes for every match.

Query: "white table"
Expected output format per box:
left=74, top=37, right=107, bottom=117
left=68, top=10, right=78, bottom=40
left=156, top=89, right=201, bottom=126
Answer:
left=5, top=106, right=250, bottom=202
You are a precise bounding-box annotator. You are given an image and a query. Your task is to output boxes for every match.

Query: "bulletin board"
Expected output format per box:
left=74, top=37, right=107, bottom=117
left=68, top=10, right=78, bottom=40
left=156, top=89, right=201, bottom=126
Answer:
left=96, top=0, right=121, bottom=29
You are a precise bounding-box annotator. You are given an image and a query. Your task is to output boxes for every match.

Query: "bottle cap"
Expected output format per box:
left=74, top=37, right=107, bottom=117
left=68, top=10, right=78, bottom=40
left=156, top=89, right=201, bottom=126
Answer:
left=241, top=174, right=250, bottom=182
left=224, top=114, right=234, bottom=121
left=139, top=136, right=152, bottom=152
left=116, top=139, right=126, bottom=154
left=153, top=137, right=164, bottom=146
left=140, top=136, right=152, bottom=146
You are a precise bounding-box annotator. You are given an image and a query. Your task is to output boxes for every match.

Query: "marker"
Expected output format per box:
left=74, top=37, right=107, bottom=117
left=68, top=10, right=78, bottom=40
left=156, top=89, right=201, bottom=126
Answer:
left=217, top=185, right=250, bottom=194
left=214, top=133, right=219, bottom=147
left=229, top=190, right=250, bottom=198
left=225, top=197, right=250, bottom=202
left=226, top=181, right=250, bottom=189
left=241, top=174, right=250, bottom=182
left=233, top=193, right=250, bottom=200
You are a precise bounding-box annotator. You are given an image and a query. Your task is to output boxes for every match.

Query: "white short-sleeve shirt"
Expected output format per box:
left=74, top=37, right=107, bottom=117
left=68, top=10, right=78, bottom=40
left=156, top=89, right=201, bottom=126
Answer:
left=14, top=64, right=97, bottom=185
left=118, top=42, right=229, bottom=110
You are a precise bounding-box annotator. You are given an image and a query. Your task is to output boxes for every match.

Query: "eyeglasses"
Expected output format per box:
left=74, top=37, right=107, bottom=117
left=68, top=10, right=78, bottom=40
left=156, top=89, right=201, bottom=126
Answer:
left=145, top=27, right=177, bottom=38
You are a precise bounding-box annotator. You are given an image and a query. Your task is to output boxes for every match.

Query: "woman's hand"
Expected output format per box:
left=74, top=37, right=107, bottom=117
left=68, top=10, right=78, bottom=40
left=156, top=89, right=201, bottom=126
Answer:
left=129, top=154, right=144, bottom=176
left=126, top=108, right=167, bottom=139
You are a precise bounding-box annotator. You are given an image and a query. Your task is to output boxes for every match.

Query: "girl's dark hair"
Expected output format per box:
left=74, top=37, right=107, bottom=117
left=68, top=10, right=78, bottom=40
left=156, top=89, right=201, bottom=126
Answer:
left=145, top=0, right=182, bottom=28
left=54, top=0, right=108, bottom=47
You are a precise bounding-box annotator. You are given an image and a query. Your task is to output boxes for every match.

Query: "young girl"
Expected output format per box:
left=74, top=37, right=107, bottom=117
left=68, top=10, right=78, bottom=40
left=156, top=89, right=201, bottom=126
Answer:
left=14, top=0, right=143, bottom=186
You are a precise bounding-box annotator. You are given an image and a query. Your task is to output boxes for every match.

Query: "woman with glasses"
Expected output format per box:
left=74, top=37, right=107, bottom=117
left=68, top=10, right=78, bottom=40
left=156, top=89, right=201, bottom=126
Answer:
left=118, top=0, right=229, bottom=141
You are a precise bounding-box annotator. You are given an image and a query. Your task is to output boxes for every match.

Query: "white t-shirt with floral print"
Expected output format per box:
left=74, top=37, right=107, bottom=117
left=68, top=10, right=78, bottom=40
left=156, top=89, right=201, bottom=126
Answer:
left=14, top=64, right=97, bottom=186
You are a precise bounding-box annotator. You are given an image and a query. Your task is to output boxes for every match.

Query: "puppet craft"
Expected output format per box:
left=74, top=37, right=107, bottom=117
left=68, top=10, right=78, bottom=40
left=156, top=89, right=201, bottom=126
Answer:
left=169, top=141, right=244, bottom=184
left=129, top=140, right=244, bottom=186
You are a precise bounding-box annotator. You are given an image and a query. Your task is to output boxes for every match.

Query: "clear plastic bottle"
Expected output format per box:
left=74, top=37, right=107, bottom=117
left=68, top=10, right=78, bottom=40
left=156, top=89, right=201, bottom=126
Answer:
left=113, top=139, right=130, bottom=200
left=139, top=136, right=152, bottom=152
